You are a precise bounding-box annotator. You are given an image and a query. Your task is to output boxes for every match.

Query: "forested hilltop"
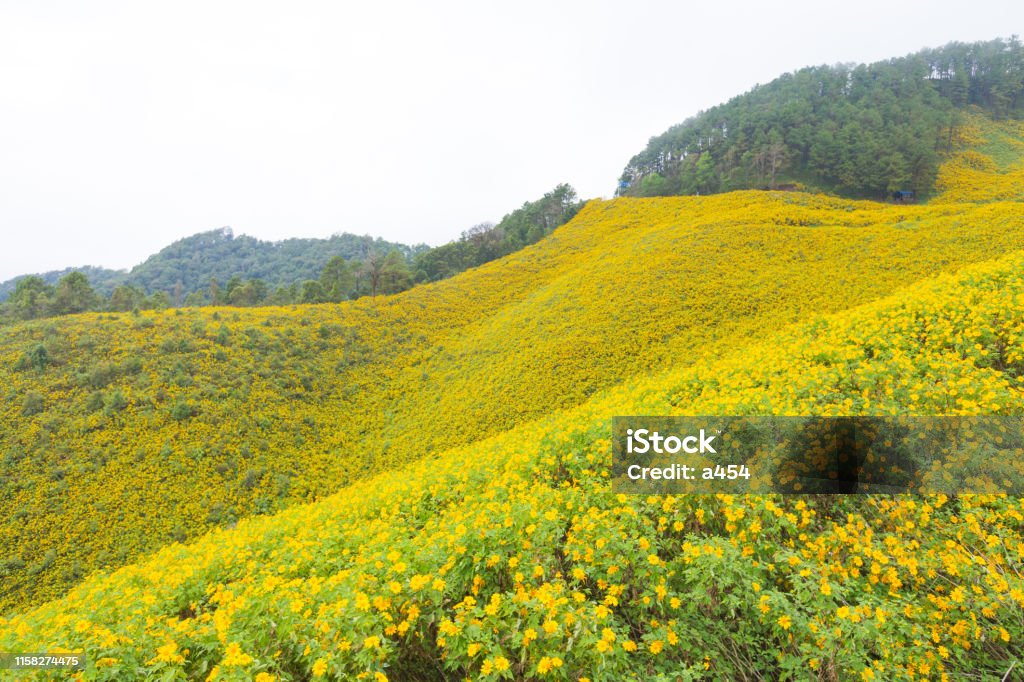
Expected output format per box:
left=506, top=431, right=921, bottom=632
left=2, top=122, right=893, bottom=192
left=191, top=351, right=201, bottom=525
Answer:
left=620, top=37, right=1024, bottom=199
left=0, top=231, right=415, bottom=306
left=0, top=184, right=580, bottom=322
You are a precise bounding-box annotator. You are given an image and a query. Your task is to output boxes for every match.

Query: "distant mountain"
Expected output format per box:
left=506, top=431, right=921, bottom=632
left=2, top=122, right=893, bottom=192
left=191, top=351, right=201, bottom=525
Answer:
left=0, top=266, right=127, bottom=301
left=0, top=228, right=421, bottom=301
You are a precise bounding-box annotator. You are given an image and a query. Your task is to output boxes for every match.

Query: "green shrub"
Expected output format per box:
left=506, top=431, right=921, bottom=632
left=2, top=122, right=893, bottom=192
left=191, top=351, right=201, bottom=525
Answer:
left=169, top=400, right=198, bottom=421
left=21, top=391, right=44, bottom=416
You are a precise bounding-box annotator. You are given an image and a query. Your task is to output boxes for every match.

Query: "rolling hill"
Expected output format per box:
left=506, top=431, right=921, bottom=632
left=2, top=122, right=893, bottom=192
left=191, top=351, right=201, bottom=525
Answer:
left=1, top=58, right=1024, bottom=682
left=2, top=215, right=1023, bottom=680
left=4, top=179, right=1024, bottom=617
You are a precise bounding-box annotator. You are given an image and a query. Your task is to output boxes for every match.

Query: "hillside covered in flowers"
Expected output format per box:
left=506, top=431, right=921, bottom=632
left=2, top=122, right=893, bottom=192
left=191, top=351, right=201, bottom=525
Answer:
left=1, top=114, right=1023, bottom=680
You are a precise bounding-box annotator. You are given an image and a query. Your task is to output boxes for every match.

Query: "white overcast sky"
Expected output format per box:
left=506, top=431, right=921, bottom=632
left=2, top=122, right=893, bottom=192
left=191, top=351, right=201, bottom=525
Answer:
left=0, top=1, right=1020, bottom=281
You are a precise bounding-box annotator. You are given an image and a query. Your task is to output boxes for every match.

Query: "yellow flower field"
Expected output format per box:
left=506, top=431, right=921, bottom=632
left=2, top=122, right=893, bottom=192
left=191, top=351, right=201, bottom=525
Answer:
left=2, top=246, right=1024, bottom=680
left=5, top=187, right=1023, bottom=615
left=6, top=191, right=1024, bottom=610
left=934, top=109, right=1024, bottom=204
left=1, top=115, right=1023, bottom=679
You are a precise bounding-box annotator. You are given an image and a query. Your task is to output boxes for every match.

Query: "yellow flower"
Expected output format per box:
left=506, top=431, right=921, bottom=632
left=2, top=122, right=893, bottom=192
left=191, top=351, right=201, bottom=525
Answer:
left=222, top=641, right=253, bottom=667
left=149, top=641, right=185, bottom=665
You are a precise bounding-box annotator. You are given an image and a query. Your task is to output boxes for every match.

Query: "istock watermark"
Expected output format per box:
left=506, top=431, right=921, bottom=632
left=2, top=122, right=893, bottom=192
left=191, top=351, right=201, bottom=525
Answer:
left=625, top=428, right=718, bottom=455
left=612, top=416, right=1024, bottom=494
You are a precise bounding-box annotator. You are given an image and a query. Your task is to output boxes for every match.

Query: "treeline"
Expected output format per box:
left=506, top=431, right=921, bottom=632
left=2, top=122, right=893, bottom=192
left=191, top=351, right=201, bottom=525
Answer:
left=1, top=185, right=581, bottom=322
left=620, top=37, right=1024, bottom=200
left=0, top=249, right=414, bottom=320
left=412, top=184, right=581, bottom=282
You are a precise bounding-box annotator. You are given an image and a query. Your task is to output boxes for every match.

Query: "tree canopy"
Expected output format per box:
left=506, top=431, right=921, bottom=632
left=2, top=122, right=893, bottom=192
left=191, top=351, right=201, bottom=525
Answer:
left=413, top=184, right=582, bottom=283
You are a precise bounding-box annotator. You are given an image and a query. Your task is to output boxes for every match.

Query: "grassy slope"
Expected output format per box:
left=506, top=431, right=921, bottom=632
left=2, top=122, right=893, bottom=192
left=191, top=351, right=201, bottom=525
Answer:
left=5, top=193, right=1024, bottom=613
left=934, top=110, right=1024, bottom=203
left=0, top=116, right=1023, bottom=679
left=2, top=246, right=1023, bottom=681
